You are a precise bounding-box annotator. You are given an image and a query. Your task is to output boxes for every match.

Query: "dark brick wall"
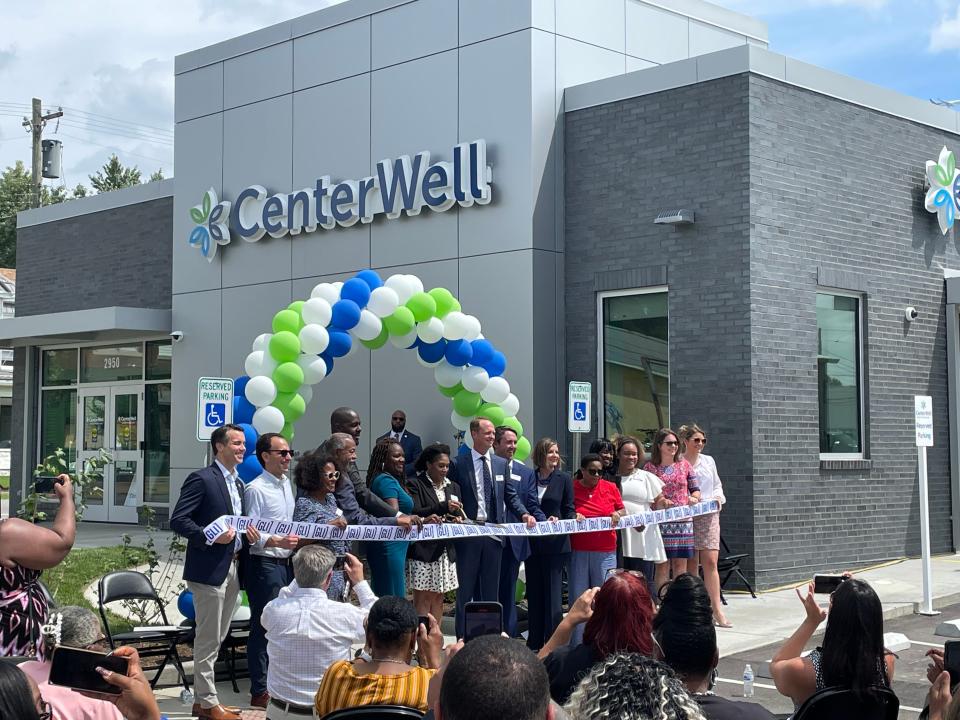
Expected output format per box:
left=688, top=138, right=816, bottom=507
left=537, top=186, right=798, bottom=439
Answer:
left=16, top=196, right=173, bottom=316
left=565, top=72, right=960, bottom=588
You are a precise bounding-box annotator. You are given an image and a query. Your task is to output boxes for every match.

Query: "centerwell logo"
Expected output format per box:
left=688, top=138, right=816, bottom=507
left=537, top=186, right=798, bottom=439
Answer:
left=188, top=139, right=492, bottom=261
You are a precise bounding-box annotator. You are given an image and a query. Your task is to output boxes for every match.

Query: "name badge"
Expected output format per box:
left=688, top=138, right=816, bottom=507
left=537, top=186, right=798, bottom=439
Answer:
left=511, top=473, right=522, bottom=482
left=495, top=474, right=504, bottom=482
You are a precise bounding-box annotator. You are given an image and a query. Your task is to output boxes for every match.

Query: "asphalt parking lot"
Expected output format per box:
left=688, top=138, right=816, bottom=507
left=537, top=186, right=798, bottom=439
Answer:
left=711, top=602, right=960, bottom=718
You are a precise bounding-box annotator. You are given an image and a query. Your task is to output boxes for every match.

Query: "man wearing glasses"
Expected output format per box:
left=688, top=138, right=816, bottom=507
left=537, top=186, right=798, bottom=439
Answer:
left=244, top=433, right=300, bottom=710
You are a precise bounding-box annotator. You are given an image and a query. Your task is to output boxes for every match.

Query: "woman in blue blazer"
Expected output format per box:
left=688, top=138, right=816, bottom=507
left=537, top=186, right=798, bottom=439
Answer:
left=525, top=437, right=576, bottom=652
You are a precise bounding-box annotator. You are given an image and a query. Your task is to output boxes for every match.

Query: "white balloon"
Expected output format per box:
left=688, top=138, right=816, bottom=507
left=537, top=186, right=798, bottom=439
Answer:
left=332, top=281, right=343, bottom=293
left=253, top=405, right=285, bottom=434
left=463, top=315, right=482, bottom=341
left=367, top=286, right=400, bottom=318
left=385, top=274, right=415, bottom=304
left=417, top=354, right=442, bottom=368
left=352, top=310, right=382, bottom=341
left=311, top=283, right=340, bottom=304
left=462, top=366, right=490, bottom=393
left=299, top=324, right=330, bottom=354
left=463, top=433, right=474, bottom=449
left=434, top=361, right=463, bottom=388
left=252, top=333, right=272, bottom=352
left=481, top=376, right=510, bottom=405
left=244, top=350, right=277, bottom=378
left=297, top=355, right=327, bottom=384
left=302, top=297, right=333, bottom=327
left=390, top=328, right=419, bottom=348
left=405, top=275, right=424, bottom=294
left=299, top=384, right=313, bottom=405
left=345, top=339, right=360, bottom=357
left=245, top=375, right=278, bottom=407
left=442, top=311, right=469, bottom=341
left=416, top=317, right=444, bottom=344
left=451, top=410, right=473, bottom=431
left=501, top=393, right=520, bottom=417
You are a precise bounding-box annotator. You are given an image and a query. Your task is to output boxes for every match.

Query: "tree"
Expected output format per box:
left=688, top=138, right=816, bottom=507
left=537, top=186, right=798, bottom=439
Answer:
left=149, top=168, right=164, bottom=182
left=89, top=154, right=141, bottom=192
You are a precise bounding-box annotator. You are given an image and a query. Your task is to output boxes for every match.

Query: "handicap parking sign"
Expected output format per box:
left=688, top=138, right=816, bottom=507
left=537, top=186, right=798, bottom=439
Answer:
left=573, top=401, right=587, bottom=422
left=568, top=381, right=591, bottom=433
left=205, top=403, right=225, bottom=427
left=197, top=378, right=234, bottom=441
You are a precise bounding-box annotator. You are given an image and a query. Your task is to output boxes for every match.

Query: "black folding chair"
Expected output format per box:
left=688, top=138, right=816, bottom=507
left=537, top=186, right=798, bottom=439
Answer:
left=97, top=571, right=192, bottom=691
left=793, top=685, right=899, bottom=720
left=717, top=536, right=757, bottom=604
left=321, top=705, right=425, bottom=720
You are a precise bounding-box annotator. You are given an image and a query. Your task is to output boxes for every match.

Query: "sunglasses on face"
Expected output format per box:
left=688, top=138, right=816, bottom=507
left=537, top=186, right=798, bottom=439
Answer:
left=322, top=470, right=341, bottom=480
left=270, top=449, right=295, bottom=458
left=692, top=438, right=707, bottom=445
left=583, top=468, right=602, bottom=476
left=662, top=440, right=679, bottom=447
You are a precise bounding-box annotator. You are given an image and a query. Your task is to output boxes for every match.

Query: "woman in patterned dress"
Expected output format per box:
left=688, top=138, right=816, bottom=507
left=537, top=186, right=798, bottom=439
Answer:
left=292, top=452, right=349, bottom=600
left=643, top=429, right=700, bottom=596
left=0, top=473, right=75, bottom=658
left=404, top=443, right=461, bottom=625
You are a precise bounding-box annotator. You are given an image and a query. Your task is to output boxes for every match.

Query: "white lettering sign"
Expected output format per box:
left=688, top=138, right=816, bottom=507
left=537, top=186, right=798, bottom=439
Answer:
left=568, top=381, right=592, bottom=433
left=915, top=395, right=934, bottom=447
left=197, top=377, right=234, bottom=441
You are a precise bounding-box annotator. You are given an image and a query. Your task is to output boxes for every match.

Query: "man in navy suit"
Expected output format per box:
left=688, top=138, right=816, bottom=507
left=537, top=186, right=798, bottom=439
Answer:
left=377, top=409, right=422, bottom=477
left=494, top=425, right=545, bottom=637
left=171, top=424, right=260, bottom=720
left=450, top=418, right=537, bottom=639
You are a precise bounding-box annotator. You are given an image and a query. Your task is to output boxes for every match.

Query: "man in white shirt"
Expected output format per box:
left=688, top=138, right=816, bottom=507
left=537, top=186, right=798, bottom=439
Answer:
left=244, top=432, right=300, bottom=708
left=262, top=545, right=374, bottom=719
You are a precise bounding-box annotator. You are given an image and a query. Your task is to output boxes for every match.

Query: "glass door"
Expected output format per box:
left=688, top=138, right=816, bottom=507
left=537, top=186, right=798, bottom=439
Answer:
left=76, top=386, right=143, bottom=523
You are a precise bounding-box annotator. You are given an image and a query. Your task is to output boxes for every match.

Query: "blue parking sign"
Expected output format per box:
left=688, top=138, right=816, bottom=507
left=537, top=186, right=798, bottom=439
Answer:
left=573, top=401, right=587, bottom=422
left=197, top=377, right=234, bottom=441
left=205, top=403, right=225, bottom=427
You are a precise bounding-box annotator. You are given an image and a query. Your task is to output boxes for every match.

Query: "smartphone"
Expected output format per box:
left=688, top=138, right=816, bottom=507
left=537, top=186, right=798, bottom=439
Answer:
left=463, top=601, right=503, bottom=642
left=945, top=641, right=960, bottom=686
left=813, top=574, right=846, bottom=594
left=34, top=475, right=62, bottom=493
left=333, top=555, right=346, bottom=571
left=48, top=646, right=129, bottom=695
left=418, top=615, right=430, bottom=631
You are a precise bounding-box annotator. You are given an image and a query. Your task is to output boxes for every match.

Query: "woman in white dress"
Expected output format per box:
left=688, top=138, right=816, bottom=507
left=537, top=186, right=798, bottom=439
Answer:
left=680, top=423, right=730, bottom=628
left=616, top=436, right=666, bottom=594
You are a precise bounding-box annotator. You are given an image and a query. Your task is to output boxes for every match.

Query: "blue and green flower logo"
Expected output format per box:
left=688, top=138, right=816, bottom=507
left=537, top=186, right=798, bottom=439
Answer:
left=925, top=146, right=960, bottom=235
left=188, top=188, right=231, bottom=261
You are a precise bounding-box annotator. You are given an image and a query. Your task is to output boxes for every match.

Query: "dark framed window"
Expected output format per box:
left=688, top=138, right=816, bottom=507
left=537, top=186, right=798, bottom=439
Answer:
left=80, top=345, right=143, bottom=383
left=42, top=348, right=78, bottom=386
left=817, top=292, right=863, bottom=456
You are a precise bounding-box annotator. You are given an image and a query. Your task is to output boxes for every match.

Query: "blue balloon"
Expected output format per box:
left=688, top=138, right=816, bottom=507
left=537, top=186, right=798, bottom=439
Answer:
left=355, top=269, right=383, bottom=290
left=238, top=423, right=258, bottom=457
left=418, top=339, right=446, bottom=364
left=320, top=352, right=335, bottom=375
left=237, top=454, right=263, bottom=483
left=327, top=330, right=352, bottom=358
left=445, top=339, right=474, bottom=367
left=340, top=278, right=371, bottom=308
left=331, top=299, right=361, bottom=330
left=470, top=339, right=494, bottom=367
left=484, top=350, right=507, bottom=377
left=234, top=396, right=255, bottom=425
left=234, top=375, right=250, bottom=398
left=178, top=590, right=196, bottom=621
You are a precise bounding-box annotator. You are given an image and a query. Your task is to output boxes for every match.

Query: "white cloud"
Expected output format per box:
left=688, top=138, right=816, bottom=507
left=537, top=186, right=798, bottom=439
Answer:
left=723, top=0, right=890, bottom=14
left=930, top=4, right=960, bottom=50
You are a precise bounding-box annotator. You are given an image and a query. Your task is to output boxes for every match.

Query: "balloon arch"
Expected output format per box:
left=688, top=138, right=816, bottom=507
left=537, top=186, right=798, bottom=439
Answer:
left=231, top=269, right=528, bottom=482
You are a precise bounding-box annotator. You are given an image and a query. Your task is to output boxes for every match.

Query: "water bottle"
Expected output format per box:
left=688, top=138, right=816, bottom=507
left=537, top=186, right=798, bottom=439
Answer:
left=742, top=664, right=754, bottom=697
left=180, top=688, right=194, bottom=705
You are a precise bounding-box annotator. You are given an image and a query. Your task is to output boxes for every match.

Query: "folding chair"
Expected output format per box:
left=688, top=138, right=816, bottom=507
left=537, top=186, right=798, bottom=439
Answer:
left=793, top=685, right=899, bottom=720
left=321, top=705, right=425, bottom=720
left=97, top=571, right=192, bottom=691
left=717, top=536, right=757, bottom=604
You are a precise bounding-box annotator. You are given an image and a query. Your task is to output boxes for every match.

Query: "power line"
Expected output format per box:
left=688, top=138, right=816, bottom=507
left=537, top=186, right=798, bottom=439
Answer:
left=55, top=131, right=170, bottom=166
left=57, top=120, right=173, bottom=145
left=58, top=106, right=173, bottom=136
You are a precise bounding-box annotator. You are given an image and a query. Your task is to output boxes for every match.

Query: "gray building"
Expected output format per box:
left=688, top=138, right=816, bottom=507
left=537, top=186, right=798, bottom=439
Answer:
left=6, top=0, right=960, bottom=587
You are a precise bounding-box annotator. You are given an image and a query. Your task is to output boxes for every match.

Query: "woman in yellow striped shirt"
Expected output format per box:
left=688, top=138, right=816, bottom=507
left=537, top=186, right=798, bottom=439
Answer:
left=315, top=596, right=442, bottom=717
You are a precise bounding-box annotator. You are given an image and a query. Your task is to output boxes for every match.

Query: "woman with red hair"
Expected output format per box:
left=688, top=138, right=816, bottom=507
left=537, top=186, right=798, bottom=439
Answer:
left=537, top=570, right=655, bottom=704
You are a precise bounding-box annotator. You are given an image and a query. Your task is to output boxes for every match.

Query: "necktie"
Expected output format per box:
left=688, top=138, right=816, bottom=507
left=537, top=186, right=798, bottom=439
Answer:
left=480, top=455, right=494, bottom=521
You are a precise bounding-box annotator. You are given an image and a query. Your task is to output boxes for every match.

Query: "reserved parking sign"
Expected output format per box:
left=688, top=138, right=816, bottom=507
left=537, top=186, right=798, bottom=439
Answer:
left=197, top=377, right=234, bottom=441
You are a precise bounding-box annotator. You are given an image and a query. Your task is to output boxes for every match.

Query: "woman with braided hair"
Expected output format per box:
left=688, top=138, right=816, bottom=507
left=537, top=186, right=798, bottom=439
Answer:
left=565, top=652, right=707, bottom=720
left=366, top=438, right=415, bottom=597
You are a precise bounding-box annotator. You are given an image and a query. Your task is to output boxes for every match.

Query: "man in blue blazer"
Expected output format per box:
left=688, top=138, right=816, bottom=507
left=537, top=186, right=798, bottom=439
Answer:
left=171, top=424, right=260, bottom=720
left=494, top=425, right=546, bottom=637
left=377, top=409, right=422, bottom=477
left=450, top=418, right=537, bottom=639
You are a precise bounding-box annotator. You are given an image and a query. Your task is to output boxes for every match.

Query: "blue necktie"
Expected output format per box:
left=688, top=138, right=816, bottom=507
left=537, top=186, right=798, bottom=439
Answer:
left=480, top=456, right=494, bottom=521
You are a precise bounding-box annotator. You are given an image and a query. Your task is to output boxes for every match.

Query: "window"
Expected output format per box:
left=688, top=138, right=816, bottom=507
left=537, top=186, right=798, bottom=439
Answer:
left=144, top=383, right=171, bottom=503
left=42, top=349, right=78, bottom=386
left=80, top=344, right=143, bottom=383
left=145, top=340, right=172, bottom=380
left=817, top=292, right=863, bottom=455
left=40, top=389, right=77, bottom=472
left=599, top=290, right=669, bottom=448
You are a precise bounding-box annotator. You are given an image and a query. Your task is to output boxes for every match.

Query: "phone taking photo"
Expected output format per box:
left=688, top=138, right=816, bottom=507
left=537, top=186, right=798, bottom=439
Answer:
left=463, top=601, right=502, bottom=642
left=813, top=574, right=845, bottom=594
left=945, top=641, right=960, bottom=686
left=34, top=475, right=62, bottom=494
left=48, top=646, right=129, bottom=695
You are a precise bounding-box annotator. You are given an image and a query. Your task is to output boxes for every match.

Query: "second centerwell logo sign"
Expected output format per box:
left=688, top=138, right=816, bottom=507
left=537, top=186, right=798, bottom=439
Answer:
left=188, top=139, right=493, bottom=261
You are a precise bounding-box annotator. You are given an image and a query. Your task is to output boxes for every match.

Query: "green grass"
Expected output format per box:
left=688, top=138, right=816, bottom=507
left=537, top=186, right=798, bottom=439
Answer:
left=42, top=545, right=152, bottom=632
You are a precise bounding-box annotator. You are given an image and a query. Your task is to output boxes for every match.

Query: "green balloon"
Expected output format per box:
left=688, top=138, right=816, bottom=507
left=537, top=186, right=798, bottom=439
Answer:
left=452, top=388, right=482, bottom=417
left=502, top=416, right=523, bottom=437
left=428, top=288, right=456, bottom=318
left=449, top=297, right=462, bottom=314
left=272, top=309, right=300, bottom=334
left=280, top=422, right=295, bottom=442
left=361, top=324, right=389, bottom=349
left=514, top=436, right=531, bottom=462
left=406, top=292, right=437, bottom=322
left=273, top=362, right=304, bottom=393
left=269, top=331, right=301, bottom=363
left=274, top=392, right=306, bottom=422
left=477, top=403, right=505, bottom=426
left=438, top=381, right=463, bottom=398
left=287, top=301, right=305, bottom=328
left=384, top=306, right=416, bottom=336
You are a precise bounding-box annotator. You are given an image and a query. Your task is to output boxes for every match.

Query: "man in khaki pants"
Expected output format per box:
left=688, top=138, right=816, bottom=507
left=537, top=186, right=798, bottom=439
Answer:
left=171, top=424, right=260, bottom=719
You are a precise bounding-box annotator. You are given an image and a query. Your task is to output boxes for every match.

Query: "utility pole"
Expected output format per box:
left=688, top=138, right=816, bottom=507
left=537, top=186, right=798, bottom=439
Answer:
left=22, top=98, right=63, bottom=208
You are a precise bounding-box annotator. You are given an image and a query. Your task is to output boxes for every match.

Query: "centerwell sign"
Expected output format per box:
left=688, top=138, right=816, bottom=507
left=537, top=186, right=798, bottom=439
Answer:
left=188, top=139, right=493, bottom=261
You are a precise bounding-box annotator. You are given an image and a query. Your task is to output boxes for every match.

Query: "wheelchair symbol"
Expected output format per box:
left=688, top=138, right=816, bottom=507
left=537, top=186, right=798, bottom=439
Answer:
left=573, top=401, right=587, bottom=422
left=205, top=403, right=225, bottom=426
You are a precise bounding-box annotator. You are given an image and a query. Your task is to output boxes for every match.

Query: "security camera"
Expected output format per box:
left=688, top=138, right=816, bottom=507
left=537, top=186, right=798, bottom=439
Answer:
left=169, top=330, right=184, bottom=342
left=905, top=307, right=918, bottom=322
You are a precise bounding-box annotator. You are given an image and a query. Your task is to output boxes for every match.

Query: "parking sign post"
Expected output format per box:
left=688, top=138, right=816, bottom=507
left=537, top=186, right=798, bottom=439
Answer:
left=197, top=377, right=235, bottom=442
left=915, top=395, right=938, bottom=615
left=568, top=381, right=592, bottom=467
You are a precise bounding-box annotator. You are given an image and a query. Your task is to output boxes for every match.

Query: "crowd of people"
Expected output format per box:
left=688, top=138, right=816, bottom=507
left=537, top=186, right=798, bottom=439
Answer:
left=2, top=408, right=960, bottom=720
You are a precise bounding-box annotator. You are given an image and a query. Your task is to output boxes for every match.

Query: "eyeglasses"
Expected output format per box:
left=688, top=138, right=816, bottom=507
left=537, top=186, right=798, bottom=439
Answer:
left=322, top=470, right=341, bottom=480
left=270, top=449, right=295, bottom=458
left=583, top=468, right=602, bottom=476
left=650, top=632, right=664, bottom=659
left=37, top=698, right=52, bottom=720
left=692, top=438, right=707, bottom=445
left=662, top=440, right=679, bottom=447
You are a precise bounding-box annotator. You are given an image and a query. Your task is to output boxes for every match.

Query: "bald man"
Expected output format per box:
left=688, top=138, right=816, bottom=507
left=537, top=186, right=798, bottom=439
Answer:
left=329, top=407, right=395, bottom=518
left=377, top=410, right=422, bottom=476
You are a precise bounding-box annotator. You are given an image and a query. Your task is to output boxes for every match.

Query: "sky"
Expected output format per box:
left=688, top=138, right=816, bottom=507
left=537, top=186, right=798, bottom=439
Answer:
left=2, top=0, right=960, bottom=194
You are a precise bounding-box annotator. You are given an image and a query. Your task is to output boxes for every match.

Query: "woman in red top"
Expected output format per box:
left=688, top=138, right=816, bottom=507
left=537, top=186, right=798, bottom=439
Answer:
left=568, top=454, right=625, bottom=646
